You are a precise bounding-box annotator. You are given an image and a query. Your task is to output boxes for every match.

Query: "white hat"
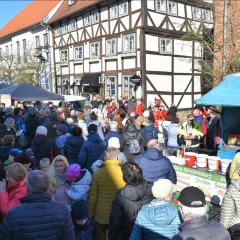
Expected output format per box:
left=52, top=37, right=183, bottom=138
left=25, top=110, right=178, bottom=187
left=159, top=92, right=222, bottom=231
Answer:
left=108, top=137, right=120, bottom=149
left=143, top=110, right=150, bottom=118
left=152, top=179, right=175, bottom=200
left=66, top=117, right=74, bottom=125
left=36, top=126, right=47, bottom=136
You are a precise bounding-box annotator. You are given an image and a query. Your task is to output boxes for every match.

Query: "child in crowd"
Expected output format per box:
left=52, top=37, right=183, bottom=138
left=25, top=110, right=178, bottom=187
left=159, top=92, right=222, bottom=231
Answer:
left=64, top=164, right=92, bottom=201
left=39, top=158, right=51, bottom=172
left=71, top=199, right=96, bottom=240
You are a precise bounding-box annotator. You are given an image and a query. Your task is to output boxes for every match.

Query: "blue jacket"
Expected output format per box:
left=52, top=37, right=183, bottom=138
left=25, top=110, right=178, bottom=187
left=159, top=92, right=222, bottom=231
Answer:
left=0, top=193, right=75, bottom=240
left=74, top=218, right=96, bottom=240
left=104, top=131, right=124, bottom=150
left=135, top=148, right=177, bottom=184
left=55, top=134, right=68, bottom=155
left=130, top=199, right=181, bottom=240
left=78, top=133, right=107, bottom=172
left=141, top=125, right=157, bottom=147
left=65, top=135, right=84, bottom=164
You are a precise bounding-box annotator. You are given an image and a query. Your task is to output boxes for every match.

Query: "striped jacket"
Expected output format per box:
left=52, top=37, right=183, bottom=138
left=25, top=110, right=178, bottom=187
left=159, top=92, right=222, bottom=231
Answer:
left=220, top=179, right=240, bottom=232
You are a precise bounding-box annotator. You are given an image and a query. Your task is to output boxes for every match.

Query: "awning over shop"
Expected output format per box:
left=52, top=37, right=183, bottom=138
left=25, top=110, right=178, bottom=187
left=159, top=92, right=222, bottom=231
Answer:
left=80, top=73, right=101, bottom=87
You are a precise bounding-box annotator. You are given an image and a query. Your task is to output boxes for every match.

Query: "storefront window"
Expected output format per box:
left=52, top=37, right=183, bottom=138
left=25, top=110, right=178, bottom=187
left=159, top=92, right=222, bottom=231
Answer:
left=105, top=76, right=116, bottom=98
left=122, top=76, right=135, bottom=99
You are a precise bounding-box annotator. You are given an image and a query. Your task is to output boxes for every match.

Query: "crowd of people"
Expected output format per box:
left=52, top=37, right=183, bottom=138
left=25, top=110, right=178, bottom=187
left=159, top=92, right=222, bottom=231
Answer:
left=0, top=95, right=233, bottom=240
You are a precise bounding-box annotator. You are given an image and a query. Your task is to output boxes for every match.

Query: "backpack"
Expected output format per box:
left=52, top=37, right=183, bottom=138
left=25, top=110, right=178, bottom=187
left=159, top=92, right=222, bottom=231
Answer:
left=129, top=138, right=141, bottom=155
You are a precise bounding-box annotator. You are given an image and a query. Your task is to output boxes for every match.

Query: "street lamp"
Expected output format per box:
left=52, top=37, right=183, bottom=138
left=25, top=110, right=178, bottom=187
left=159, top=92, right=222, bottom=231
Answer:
left=35, top=46, right=49, bottom=89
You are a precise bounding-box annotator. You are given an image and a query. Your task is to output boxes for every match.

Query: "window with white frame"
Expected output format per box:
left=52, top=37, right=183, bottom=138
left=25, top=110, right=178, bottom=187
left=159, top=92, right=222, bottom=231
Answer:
left=90, top=42, right=100, bottom=59
left=68, top=19, right=77, bottom=31
left=84, top=12, right=91, bottom=26
left=62, top=22, right=68, bottom=34
left=74, top=46, right=83, bottom=60
left=156, top=0, right=167, bottom=12
left=55, top=23, right=61, bottom=36
left=160, top=38, right=172, bottom=53
left=110, top=4, right=118, bottom=19
left=119, top=1, right=128, bottom=16
left=91, top=9, right=99, bottom=24
left=202, top=9, right=213, bottom=23
left=122, top=76, right=135, bottom=98
left=60, top=50, right=68, bottom=62
left=106, top=39, right=117, bottom=56
left=167, top=1, right=177, bottom=15
left=192, top=7, right=202, bottom=20
left=43, top=33, right=48, bottom=46
left=123, top=34, right=135, bottom=53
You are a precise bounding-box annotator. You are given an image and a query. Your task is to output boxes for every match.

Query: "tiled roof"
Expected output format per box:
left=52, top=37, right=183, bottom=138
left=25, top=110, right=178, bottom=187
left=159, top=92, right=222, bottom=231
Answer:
left=0, top=0, right=61, bottom=38
left=48, top=0, right=98, bottom=24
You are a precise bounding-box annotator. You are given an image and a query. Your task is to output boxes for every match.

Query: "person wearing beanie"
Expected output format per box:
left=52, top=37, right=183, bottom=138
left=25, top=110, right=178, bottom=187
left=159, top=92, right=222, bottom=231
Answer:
left=130, top=179, right=180, bottom=240
left=173, top=186, right=230, bottom=240
left=71, top=199, right=96, bottom=240
left=78, top=124, right=107, bottom=173
left=65, top=164, right=92, bottom=201
left=14, top=151, right=33, bottom=171
left=31, top=126, right=60, bottom=167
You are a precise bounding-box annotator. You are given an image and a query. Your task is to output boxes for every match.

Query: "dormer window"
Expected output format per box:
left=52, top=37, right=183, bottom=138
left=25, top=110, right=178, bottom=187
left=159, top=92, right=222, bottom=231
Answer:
left=68, top=0, right=75, bottom=6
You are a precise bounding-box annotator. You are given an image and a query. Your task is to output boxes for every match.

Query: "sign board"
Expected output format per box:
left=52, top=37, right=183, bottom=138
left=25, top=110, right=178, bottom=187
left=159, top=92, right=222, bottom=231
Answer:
left=173, top=164, right=227, bottom=205
left=0, top=94, right=12, bottom=107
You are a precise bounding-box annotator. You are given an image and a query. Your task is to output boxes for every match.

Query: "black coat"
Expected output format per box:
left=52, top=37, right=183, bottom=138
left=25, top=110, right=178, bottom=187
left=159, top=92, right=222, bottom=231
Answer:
left=31, top=135, right=59, bottom=166
left=108, top=182, right=152, bottom=240
left=25, top=115, right=38, bottom=144
left=0, top=193, right=75, bottom=240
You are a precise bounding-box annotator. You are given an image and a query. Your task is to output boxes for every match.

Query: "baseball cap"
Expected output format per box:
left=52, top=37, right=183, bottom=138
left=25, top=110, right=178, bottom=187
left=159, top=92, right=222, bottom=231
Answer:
left=187, top=114, right=195, bottom=120
left=178, top=186, right=206, bottom=208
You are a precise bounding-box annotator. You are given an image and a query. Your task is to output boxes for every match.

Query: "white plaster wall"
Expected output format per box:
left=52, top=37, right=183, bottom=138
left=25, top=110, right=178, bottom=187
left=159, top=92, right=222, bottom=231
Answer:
left=74, top=64, right=83, bottom=74
left=146, top=74, right=172, bottom=91
left=131, top=0, right=141, bottom=11
left=178, top=95, right=192, bottom=109
left=146, top=54, right=172, bottom=72
left=145, top=34, right=158, bottom=52
left=84, top=42, right=89, bottom=58
left=110, top=19, right=117, bottom=34
left=186, top=6, right=192, bottom=19
left=61, top=66, right=69, bottom=75
left=121, top=16, right=130, bottom=31
left=123, top=57, right=136, bottom=69
left=146, top=0, right=155, bottom=10
left=174, top=40, right=192, bottom=57
left=92, top=25, right=99, bottom=37
left=193, top=75, right=201, bottom=92
left=178, top=3, right=185, bottom=18
left=132, top=12, right=141, bottom=28
left=174, top=57, right=192, bottom=73
left=77, top=16, right=83, bottom=28
left=101, top=6, right=108, bottom=21
left=55, top=49, right=60, bottom=62
left=148, top=12, right=165, bottom=28
left=102, top=22, right=109, bottom=35
left=105, top=60, right=117, bottom=71
left=137, top=50, right=141, bottom=68
left=194, top=42, right=202, bottom=58
left=174, top=75, right=192, bottom=92
left=170, top=17, right=185, bottom=31
left=84, top=60, right=89, bottom=72
left=89, top=62, right=101, bottom=72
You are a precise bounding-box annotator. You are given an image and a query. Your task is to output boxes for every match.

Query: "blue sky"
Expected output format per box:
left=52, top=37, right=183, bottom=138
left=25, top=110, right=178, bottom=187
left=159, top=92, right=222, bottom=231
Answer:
left=0, top=1, right=33, bottom=29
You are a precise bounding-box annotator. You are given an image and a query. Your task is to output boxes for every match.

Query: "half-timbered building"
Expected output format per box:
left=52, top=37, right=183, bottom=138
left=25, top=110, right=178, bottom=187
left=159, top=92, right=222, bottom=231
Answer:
left=48, top=0, right=213, bottom=110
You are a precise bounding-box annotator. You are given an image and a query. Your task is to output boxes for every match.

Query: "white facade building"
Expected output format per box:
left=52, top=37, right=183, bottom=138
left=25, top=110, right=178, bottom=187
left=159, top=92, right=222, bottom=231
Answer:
left=49, top=0, right=213, bottom=110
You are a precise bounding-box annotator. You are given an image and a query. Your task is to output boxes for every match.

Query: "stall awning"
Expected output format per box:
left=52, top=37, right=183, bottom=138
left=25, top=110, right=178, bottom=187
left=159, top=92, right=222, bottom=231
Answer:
left=80, top=73, right=101, bottom=87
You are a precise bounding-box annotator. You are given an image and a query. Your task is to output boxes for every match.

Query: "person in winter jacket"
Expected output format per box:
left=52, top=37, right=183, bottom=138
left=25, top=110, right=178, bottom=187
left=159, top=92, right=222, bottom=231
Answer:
left=173, top=186, right=230, bottom=240
left=77, top=112, right=88, bottom=140
left=130, top=179, right=181, bottom=240
left=122, top=121, right=144, bottom=162
left=65, top=164, right=92, bottom=202
left=78, top=124, right=107, bottom=173
left=0, top=170, right=75, bottom=240
left=167, top=118, right=180, bottom=155
left=65, top=126, right=84, bottom=164
left=71, top=199, right=96, bottom=240
left=47, top=155, right=71, bottom=206
left=230, top=152, right=240, bottom=181
left=0, top=162, right=27, bottom=218
left=135, top=139, right=177, bottom=184
left=31, top=126, right=60, bottom=166
left=89, top=112, right=105, bottom=140
left=0, top=134, right=15, bottom=164
left=55, top=124, right=69, bottom=155
left=168, top=103, right=178, bottom=122
left=109, top=162, right=152, bottom=240
left=88, top=147, right=125, bottom=240
left=220, top=176, right=240, bottom=233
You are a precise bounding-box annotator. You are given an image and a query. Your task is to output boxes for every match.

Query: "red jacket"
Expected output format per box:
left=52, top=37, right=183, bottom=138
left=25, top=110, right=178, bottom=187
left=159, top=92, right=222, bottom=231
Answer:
left=134, top=103, right=143, bottom=115
left=0, top=178, right=27, bottom=217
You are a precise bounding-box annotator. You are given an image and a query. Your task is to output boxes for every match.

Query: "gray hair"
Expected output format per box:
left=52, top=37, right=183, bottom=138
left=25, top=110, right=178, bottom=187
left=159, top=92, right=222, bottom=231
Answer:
left=110, top=121, right=118, bottom=131
left=147, top=139, right=161, bottom=150
left=4, top=118, right=15, bottom=129
left=26, top=170, right=49, bottom=193
left=104, top=147, right=119, bottom=161
left=180, top=204, right=207, bottom=221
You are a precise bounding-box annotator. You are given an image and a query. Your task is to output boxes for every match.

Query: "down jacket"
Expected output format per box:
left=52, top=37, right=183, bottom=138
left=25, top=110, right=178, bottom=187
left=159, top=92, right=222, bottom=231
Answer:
left=135, top=148, right=177, bottom=184
left=220, top=179, right=240, bottom=232
left=88, top=160, right=125, bottom=225
left=78, top=133, right=107, bottom=172
left=0, top=193, right=75, bottom=240
left=130, top=199, right=181, bottom=240
left=0, top=178, right=27, bottom=218
left=108, top=182, right=152, bottom=240
left=67, top=169, right=92, bottom=201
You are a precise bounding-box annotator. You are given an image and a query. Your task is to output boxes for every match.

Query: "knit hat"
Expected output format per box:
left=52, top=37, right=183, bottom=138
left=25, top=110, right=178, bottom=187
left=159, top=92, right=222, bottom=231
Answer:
left=108, top=137, right=120, bottom=149
left=14, top=152, right=33, bottom=165
left=56, top=124, right=68, bottom=135
left=65, top=164, right=81, bottom=181
left=36, top=126, right=47, bottom=136
left=178, top=186, right=206, bottom=208
left=88, top=124, right=98, bottom=134
left=143, top=110, right=150, bottom=118
left=71, top=199, right=89, bottom=220
left=28, top=106, right=38, bottom=115
left=152, top=179, right=175, bottom=200
left=9, top=148, right=22, bottom=158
